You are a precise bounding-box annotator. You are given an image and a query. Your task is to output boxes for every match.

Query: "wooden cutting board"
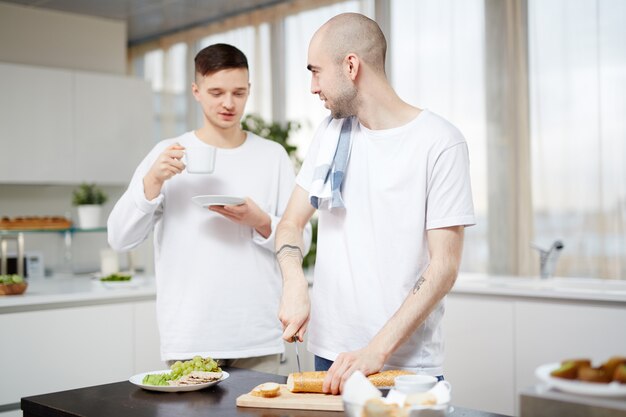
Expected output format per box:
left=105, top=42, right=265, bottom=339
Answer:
left=236, top=384, right=343, bottom=411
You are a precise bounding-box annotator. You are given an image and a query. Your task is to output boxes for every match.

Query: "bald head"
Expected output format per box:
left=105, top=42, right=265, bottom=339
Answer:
left=314, top=13, right=387, bottom=73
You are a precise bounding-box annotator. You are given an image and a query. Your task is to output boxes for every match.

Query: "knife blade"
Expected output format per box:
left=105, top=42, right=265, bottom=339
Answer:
left=292, top=335, right=302, bottom=373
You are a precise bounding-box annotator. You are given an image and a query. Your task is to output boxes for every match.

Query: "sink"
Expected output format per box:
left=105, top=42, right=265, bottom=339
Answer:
left=457, top=274, right=626, bottom=296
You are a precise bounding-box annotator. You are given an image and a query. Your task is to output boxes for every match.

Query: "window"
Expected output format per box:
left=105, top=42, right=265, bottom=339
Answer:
left=284, top=1, right=362, bottom=159
left=127, top=0, right=626, bottom=279
left=390, top=0, right=487, bottom=273
left=529, top=0, right=626, bottom=278
left=132, top=43, right=188, bottom=141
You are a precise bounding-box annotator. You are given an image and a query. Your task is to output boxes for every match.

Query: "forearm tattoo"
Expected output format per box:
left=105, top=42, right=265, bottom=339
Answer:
left=413, top=276, right=426, bottom=294
left=276, top=244, right=303, bottom=263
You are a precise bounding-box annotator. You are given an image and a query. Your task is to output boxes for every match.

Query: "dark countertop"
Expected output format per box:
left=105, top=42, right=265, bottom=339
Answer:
left=21, top=367, right=510, bottom=417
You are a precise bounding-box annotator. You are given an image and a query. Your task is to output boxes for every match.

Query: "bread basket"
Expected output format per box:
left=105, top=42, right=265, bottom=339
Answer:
left=0, top=281, right=28, bottom=296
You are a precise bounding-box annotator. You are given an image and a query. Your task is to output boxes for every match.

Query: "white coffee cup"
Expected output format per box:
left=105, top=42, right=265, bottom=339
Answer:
left=185, top=146, right=216, bottom=174
left=394, top=374, right=438, bottom=394
left=100, top=249, right=119, bottom=276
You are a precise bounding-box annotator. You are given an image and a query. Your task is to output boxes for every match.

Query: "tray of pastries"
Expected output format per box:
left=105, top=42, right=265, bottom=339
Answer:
left=0, top=216, right=73, bottom=231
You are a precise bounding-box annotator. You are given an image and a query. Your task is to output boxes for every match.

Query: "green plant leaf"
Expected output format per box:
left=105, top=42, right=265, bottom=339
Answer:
left=72, top=183, right=108, bottom=206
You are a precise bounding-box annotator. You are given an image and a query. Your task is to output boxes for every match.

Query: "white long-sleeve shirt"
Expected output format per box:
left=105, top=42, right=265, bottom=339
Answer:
left=108, top=131, right=310, bottom=361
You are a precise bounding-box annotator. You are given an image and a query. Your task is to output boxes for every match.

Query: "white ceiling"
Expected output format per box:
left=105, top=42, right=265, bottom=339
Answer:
left=2, top=0, right=289, bottom=45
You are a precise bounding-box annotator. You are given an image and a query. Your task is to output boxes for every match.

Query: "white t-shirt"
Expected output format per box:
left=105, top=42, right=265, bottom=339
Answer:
left=108, top=131, right=307, bottom=361
left=297, top=110, right=475, bottom=375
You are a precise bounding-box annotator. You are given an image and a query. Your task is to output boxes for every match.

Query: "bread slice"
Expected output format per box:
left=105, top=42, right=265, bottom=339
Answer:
left=250, top=382, right=281, bottom=398
left=362, top=398, right=403, bottom=417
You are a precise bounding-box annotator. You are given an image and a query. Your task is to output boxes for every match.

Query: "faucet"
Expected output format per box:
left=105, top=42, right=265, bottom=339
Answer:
left=532, top=240, right=564, bottom=279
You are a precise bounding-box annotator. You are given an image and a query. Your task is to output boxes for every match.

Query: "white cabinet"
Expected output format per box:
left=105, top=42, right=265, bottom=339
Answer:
left=444, top=292, right=626, bottom=416
left=0, top=62, right=152, bottom=184
left=74, top=72, right=152, bottom=183
left=0, top=303, right=133, bottom=405
left=0, top=62, right=74, bottom=183
left=0, top=300, right=163, bottom=407
left=443, top=295, right=515, bottom=416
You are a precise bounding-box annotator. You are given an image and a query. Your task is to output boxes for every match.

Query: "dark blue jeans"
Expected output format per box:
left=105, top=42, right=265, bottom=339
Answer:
left=314, top=355, right=445, bottom=380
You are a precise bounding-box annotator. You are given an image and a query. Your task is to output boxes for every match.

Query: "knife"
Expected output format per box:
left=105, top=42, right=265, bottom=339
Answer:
left=292, top=335, right=302, bottom=373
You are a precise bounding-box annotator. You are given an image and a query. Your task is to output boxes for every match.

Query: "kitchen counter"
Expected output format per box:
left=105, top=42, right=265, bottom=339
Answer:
left=5, top=271, right=624, bottom=314
left=453, top=273, right=626, bottom=303
left=21, top=367, right=511, bottom=417
left=0, top=274, right=156, bottom=313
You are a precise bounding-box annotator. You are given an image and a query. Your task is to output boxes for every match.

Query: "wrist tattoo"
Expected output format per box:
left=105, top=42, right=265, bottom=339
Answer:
left=276, top=244, right=303, bottom=263
left=413, top=276, right=426, bottom=294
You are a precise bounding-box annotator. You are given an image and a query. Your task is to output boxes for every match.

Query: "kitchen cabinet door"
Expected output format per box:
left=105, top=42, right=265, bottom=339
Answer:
left=73, top=71, right=152, bottom=184
left=443, top=294, right=516, bottom=416
left=0, top=63, right=74, bottom=183
left=0, top=303, right=134, bottom=406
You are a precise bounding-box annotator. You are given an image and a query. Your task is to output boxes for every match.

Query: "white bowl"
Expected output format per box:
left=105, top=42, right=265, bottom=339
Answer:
left=343, top=400, right=452, bottom=417
left=343, top=400, right=363, bottom=417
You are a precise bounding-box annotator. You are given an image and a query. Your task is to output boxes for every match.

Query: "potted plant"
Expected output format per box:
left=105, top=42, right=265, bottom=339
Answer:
left=241, top=114, right=317, bottom=269
left=241, top=114, right=302, bottom=167
left=72, top=183, right=108, bottom=229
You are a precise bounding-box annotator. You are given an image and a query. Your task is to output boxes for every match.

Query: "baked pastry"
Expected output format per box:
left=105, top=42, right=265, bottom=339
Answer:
left=601, top=356, right=626, bottom=378
left=562, top=358, right=592, bottom=369
left=613, top=364, right=626, bottom=383
left=551, top=356, right=626, bottom=383
left=362, top=398, right=403, bottom=417
left=550, top=362, right=579, bottom=379
left=250, top=382, right=281, bottom=398
left=0, top=216, right=72, bottom=230
left=404, top=392, right=437, bottom=406
left=287, top=370, right=415, bottom=393
left=578, top=367, right=611, bottom=383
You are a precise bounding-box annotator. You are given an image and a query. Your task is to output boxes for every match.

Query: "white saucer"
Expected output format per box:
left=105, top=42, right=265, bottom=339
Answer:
left=192, top=195, right=245, bottom=208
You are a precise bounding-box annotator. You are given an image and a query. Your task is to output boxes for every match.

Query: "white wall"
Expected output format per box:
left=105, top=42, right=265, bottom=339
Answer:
left=0, top=3, right=153, bottom=275
left=0, top=1, right=126, bottom=74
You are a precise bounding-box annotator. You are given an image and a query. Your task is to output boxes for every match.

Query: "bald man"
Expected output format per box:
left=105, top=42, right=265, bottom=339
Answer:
left=275, top=13, right=475, bottom=394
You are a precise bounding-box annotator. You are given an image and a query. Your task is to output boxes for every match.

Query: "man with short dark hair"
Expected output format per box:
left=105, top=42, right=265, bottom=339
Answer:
left=109, top=43, right=311, bottom=373
left=276, top=13, right=475, bottom=393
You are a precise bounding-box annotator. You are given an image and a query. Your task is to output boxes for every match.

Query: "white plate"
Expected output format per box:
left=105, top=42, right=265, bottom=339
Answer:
left=192, top=195, right=245, bottom=208
left=92, top=274, right=141, bottom=289
left=99, top=279, right=141, bottom=289
left=129, top=369, right=229, bottom=392
left=535, top=363, right=626, bottom=397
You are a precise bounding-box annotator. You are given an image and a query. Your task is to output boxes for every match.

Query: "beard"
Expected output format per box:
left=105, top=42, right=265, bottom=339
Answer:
left=329, top=79, right=358, bottom=119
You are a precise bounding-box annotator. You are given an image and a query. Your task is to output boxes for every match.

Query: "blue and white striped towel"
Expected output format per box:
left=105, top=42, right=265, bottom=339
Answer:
left=309, top=116, right=355, bottom=210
